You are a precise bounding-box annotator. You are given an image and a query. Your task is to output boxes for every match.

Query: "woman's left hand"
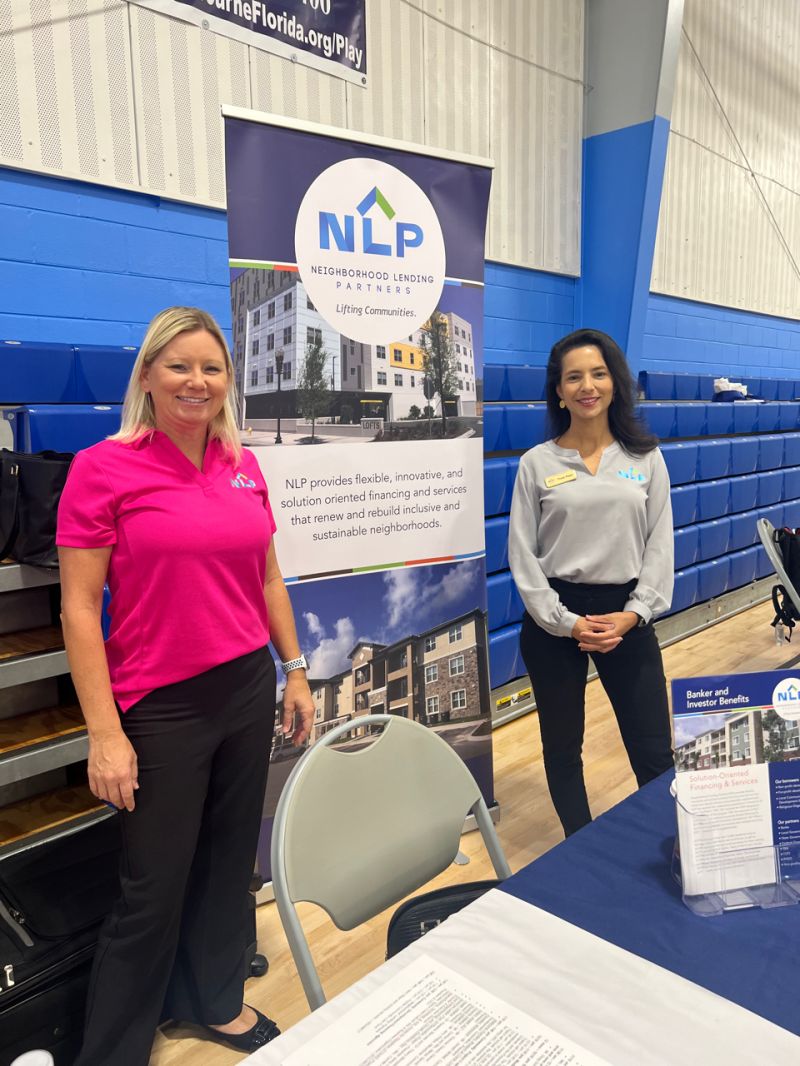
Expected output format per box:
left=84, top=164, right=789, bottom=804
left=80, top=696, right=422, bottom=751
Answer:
left=281, top=674, right=315, bottom=747
left=581, top=611, right=640, bottom=651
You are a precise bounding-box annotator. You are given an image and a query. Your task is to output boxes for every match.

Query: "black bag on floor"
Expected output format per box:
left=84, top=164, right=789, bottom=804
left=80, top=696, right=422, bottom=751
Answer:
left=0, top=815, right=121, bottom=1066
left=0, top=449, right=74, bottom=568
left=386, top=880, right=500, bottom=960
left=771, top=527, right=800, bottom=640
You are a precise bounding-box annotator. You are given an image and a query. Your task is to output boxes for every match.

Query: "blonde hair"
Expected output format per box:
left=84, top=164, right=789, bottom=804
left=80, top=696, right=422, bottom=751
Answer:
left=109, top=307, right=242, bottom=463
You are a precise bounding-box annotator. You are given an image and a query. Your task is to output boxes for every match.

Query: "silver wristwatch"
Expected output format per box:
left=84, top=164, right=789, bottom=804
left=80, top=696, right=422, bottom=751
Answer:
left=281, top=653, right=308, bottom=675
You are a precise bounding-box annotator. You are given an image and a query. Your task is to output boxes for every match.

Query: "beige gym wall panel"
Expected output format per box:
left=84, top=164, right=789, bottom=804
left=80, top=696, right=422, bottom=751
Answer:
left=1, top=0, right=586, bottom=275
left=0, top=0, right=137, bottom=186
left=487, top=0, right=583, bottom=274
left=652, top=0, right=800, bottom=318
left=128, top=5, right=250, bottom=205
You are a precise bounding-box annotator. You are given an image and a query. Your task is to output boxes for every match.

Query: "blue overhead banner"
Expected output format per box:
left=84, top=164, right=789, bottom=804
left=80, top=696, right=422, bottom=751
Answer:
left=223, top=109, right=494, bottom=880
left=130, top=0, right=367, bottom=85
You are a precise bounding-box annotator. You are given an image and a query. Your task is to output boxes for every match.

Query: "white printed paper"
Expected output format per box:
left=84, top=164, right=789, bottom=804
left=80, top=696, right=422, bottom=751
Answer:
left=282, top=955, right=612, bottom=1066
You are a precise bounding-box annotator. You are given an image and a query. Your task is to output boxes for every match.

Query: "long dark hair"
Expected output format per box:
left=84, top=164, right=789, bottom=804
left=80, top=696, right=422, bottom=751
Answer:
left=545, top=328, right=658, bottom=456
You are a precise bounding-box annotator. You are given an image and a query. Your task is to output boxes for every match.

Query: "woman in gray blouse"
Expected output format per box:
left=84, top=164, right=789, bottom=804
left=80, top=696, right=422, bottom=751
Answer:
left=508, top=328, right=674, bottom=835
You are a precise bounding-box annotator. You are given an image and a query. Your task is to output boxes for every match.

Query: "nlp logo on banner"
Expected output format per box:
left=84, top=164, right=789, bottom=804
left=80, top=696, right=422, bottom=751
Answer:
left=295, top=158, right=446, bottom=345
left=772, top=678, right=800, bottom=721
left=319, top=187, right=423, bottom=259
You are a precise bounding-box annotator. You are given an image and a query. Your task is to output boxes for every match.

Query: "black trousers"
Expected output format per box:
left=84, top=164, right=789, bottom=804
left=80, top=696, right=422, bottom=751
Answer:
left=519, top=580, right=673, bottom=838
left=76, top=646, right=276, bottom=1066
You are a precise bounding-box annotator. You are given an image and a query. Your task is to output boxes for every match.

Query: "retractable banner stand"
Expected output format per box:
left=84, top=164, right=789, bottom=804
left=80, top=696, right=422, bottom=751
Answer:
left=223, top=110, right=494, bottom=879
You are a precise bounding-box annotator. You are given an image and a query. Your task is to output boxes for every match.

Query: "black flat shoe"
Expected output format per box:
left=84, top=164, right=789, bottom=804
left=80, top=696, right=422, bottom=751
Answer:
left=203, top=1007, right=280, bottom=1052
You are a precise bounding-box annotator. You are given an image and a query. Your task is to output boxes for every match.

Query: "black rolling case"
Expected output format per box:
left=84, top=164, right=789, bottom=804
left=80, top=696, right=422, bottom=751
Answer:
left=0, top=815, right=122, bottom=1066
left=1, top=817, right=269, bottom=1066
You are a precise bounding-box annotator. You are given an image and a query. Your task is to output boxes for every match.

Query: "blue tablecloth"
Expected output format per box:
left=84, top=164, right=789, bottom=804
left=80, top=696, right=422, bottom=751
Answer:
left=501, top=772, right=800, bottom=1037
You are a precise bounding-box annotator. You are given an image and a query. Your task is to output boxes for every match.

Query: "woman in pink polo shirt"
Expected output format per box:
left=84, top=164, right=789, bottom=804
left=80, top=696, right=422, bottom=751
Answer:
left=57, top=306, right=314, bottom=1066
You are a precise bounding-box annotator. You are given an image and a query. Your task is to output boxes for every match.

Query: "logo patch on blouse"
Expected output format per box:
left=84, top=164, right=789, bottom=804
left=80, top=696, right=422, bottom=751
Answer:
left=544, top=470, right=577, bottom=488
left=230, top=472, right=257, bottom=489
left=617, top=466, right=646, bottom=483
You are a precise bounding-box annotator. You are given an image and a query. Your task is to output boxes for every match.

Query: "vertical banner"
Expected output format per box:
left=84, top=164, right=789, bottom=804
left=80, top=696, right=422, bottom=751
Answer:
left=223, top=110, right=493, bottom=877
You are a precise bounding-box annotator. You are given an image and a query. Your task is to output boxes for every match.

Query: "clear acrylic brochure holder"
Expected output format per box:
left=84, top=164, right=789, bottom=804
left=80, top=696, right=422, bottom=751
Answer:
left=670, top=779, right=800, bottom=917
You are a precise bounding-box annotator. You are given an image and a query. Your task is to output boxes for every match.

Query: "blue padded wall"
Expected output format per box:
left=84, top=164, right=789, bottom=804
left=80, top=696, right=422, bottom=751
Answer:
left=484, top=263, right=575, bottom=367
left=644, top=294, right=800, bottom=379
left=0, top=168, right=232, bottom=345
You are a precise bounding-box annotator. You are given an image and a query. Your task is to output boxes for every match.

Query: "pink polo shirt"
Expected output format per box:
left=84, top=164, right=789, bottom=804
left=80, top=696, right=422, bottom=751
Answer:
left=56, top=433, right=277, bottom=711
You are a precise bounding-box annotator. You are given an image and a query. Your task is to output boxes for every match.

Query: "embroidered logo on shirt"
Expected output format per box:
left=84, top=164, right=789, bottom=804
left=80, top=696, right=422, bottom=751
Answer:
left=544, top=470, right=577, bottom=488
left=617, top=466, right=646, bottom=482
left=230, top=472, right=257, bottom=489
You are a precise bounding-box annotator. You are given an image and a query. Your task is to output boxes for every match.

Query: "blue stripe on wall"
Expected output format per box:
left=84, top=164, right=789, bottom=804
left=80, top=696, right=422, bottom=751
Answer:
left=579, top=116, right=670, bottom=373
left=644, top=294, right=800, bottom=377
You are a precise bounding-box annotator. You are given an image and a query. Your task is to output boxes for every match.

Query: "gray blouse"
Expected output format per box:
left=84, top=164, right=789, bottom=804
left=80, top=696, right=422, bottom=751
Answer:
left=508, top=439, right=674, bottom=637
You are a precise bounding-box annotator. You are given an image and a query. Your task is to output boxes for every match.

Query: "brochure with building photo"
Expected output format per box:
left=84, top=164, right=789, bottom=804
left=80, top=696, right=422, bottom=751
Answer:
left=672, top=670, right=800, bottom=897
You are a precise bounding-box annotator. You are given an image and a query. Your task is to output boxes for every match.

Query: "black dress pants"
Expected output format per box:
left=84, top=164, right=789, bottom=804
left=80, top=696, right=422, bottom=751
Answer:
left=519, top=580, right=673, bottom=838
left=75, top=647, right=275, bottom=1066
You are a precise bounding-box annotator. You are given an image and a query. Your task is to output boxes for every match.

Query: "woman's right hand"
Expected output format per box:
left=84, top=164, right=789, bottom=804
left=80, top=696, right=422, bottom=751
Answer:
left=88, top=730, right=139, bottom=812
left=571, top=615, right=622, bottom=654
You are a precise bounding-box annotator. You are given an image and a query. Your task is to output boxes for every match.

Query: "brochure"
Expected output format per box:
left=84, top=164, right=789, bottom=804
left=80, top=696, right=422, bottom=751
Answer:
left=671, top=669, right=800, bottom=897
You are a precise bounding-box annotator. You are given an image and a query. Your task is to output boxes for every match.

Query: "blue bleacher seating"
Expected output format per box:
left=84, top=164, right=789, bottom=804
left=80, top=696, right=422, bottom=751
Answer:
left=758, top=435, right=784, bottom=471
left=784, top=501, right=800, bottom=528
left=483, top=406, right=504, bottom=451
left=669, top=569, right=698, bottom=614
left=729, top=511, right=759, bottom=551
left=506, top=456, right=521, bottom=501
left=675, top=374, right=701, bottom=401
left=729, top=437, right=759, bottom=476
left=785, top=434, right=800, bottom=466
left=674, top=526, right=699, bottom=569
left=756, top=402, right=781, bottom=433
left=778, top=380, right=797, bottom=401
left=733, top=403, right=759, bottom=435
left=697, top=557, right=731, bottom=600
left=483, top=365, right=508, bottom=403
left=783, top=466, right=800, bottom=501
left=757, top=470, right=783, bottom=507
left=777, top=404, right=798, bottom=432
left=729, top=547, right=758, bottom=589
left=755, top=545, right=774, bottom=580
left=485, top=516, right=510, bottom=573
left=638, top=371, right=674, bottom=400
left=696, top=440, right=730, bottom=480
left=671, top=484, right=698, bottom=527
left=487, top=571, right=524, bottom=631
left=730, top=474, right=758, bottom=514
left=697, top=518, right=731, bottom=562
left=73, top=345, right=137, bottom=404
left=488, top=624, right=522, bottom=689
left=697, top=480, right=729, bottom=521
left=484, top=459, right=511, bottom=516
left=705, top=403, right=735, bottom=436
left=674, top=403, right=707, bottom=438
left=1, top=341, right=76, bottom=403
left=661, top=442, right=697, bottom=485
left=507, top=366, right=546, bottom=402
left=2, top=404, right=122, bottom=453
left=642, top=403, right=677, bottom=439
left=505, top=404, right=547, bottom=451
left=758, top=503, right=785, bottom=530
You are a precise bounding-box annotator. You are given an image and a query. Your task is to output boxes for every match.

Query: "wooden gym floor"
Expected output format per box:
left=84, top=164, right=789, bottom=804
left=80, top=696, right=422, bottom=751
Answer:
left=148, top=599, right=792, bottom=1065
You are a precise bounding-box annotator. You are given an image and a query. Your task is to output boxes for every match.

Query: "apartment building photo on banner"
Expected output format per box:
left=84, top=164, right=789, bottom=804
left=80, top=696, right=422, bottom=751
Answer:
left=231, top=269, right=479, bottom=427
left=224, top=110, right=494, bottom=879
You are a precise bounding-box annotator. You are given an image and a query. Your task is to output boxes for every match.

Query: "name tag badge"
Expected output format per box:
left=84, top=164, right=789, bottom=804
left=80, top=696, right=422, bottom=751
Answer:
left=544, top=470, right=577, bottom=489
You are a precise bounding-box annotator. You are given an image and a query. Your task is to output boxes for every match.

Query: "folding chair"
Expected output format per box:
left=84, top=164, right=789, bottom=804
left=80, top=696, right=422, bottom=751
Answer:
left=271, top=713, right=511, bottom=1010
